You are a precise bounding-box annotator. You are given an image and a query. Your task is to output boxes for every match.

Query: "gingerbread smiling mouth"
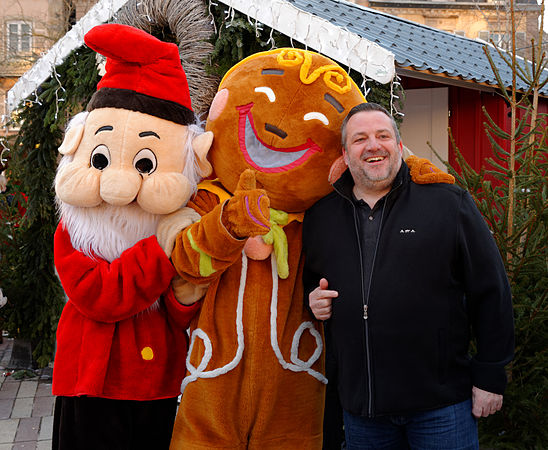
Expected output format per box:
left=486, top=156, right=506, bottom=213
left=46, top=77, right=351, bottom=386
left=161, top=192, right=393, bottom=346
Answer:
left=237, top=103, right=321, bottom=173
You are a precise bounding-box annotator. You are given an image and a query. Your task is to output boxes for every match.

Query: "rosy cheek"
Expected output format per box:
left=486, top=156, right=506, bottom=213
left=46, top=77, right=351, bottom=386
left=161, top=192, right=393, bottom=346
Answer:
left=208, top=88, right=229, bottom=122
left=55, top=162, right=102, bottom=207
left=137, top=173, right=192, bottom=215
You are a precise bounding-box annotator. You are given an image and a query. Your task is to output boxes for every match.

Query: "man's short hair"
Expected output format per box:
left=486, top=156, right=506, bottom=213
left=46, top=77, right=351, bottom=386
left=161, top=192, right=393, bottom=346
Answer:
left=341, top=102, right=401, bottom=148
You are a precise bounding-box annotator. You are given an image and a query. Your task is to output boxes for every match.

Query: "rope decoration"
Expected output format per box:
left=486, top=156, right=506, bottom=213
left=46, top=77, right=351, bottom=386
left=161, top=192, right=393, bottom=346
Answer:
left=114, top=0, right=220, bottom=119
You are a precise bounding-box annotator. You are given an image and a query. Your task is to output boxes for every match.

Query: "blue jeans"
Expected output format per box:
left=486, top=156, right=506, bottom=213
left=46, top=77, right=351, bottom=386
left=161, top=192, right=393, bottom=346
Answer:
left=343, top=399, right=478, bottom=450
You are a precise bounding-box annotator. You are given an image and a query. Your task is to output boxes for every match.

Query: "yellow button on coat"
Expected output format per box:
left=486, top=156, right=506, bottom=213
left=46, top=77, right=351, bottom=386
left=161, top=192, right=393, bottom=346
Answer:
left=141, top=346, right=154, bottom=360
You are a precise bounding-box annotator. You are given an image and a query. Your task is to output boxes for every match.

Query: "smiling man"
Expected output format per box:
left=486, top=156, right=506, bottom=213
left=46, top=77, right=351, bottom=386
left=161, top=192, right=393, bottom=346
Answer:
left=303, top=103, right=515, bottom=449
left=341, top=105, right=403, bottom=207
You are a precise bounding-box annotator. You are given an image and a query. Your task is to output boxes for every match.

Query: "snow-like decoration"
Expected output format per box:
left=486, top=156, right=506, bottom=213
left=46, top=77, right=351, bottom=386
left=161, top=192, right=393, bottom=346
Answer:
left=7, top=0, right=396, bottom=114
left=221, top=0, right=395, bottom=84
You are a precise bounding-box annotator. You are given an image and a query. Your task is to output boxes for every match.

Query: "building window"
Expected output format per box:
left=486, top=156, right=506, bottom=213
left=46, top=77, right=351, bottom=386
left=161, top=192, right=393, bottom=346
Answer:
left=490, top=33, right=504, bottom=46
left=478, top=31, right=508, bottom=47
left=7, top=21, right=32, bottom=53
left=454, top=30, right=466, bottom=37
left=478, top=30, right=490, bottom=42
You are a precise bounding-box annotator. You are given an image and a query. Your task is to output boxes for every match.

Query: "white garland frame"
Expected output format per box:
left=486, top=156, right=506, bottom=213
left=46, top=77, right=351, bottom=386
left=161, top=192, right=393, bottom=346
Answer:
left=219, top=0, right=395, bottom=85
left=7, top=0, right=396, bottom=114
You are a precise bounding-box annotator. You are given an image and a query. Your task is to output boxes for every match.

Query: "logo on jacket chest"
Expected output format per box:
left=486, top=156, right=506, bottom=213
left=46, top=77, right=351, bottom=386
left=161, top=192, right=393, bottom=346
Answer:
left=399, top=228, right=416, bottom=234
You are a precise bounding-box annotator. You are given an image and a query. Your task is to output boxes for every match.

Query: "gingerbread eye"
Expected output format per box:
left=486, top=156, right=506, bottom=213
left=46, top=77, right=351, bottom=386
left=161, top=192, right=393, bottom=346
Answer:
left=90, top=145, right=111, bottom=170
left=133, top=148, right=157, bottom=174
left=255, top=86, right=276, bottom=102
left=304, top=112, right=329, bottom=126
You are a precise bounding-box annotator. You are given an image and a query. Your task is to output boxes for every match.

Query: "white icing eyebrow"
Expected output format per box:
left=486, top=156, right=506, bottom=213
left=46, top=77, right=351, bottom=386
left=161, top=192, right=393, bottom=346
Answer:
left=304, top=112, right=329, bottom=126
left=254, top=86, right=276, bottom=102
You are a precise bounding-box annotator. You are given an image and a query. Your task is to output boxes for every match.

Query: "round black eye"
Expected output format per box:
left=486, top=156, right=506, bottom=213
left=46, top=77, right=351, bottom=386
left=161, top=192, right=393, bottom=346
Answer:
left=135, top=158, right=154, bottom=173
left=133, top=149, right=157, bottom=174
left=90, top=145, right=111, bottom=170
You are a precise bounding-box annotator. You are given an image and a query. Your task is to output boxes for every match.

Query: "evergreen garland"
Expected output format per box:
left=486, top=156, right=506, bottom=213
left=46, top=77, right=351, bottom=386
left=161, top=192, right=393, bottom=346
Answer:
left=207, top=4, right=302, bottom=77
left=0, top=47, right=100, bottom=367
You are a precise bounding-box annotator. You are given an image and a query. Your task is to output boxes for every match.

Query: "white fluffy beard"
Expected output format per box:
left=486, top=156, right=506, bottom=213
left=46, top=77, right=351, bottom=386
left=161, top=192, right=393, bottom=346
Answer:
left=57, top=199, right=160, bottom=263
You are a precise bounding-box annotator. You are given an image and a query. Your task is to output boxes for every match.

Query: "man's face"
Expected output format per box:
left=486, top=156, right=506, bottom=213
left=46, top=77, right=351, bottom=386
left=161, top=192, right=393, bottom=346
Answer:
left=343, top=110, right=402, bottom=192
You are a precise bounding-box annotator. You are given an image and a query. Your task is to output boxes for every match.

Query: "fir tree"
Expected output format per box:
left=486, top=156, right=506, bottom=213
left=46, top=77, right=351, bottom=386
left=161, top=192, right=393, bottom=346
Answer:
left=0, top=47, right=100, bottom=367
left=438, top=2, right=547, bottom=446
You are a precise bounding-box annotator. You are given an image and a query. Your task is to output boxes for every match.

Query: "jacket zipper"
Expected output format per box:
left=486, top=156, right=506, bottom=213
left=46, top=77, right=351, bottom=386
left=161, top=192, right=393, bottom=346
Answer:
left=349, top=202, right=372, bottom=416
left=359, top=178, right=403, bottom=417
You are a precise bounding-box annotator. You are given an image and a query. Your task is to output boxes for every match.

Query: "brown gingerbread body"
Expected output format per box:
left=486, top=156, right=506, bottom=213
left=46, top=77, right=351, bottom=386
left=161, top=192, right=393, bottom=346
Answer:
left=166, top=49, right=454, bottom=449
left=170, top=187, right=324, bottom=449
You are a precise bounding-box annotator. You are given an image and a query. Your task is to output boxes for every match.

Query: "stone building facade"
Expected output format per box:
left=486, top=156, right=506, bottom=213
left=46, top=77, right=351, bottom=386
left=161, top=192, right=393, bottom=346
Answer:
left=0, top=0, right=94, bottom=130
left=350, top=0, right=542, bottom=59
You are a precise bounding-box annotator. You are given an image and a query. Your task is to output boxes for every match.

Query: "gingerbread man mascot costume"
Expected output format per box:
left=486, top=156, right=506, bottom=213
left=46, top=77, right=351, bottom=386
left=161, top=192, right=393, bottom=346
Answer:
left=158, top=49, right=362, bottom=449
left=52, top=24, right=212, bottom=449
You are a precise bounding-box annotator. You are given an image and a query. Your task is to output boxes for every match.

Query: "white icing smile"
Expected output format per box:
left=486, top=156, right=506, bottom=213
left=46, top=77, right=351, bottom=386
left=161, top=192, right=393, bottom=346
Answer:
left=237, top=103, right=321, bottom=173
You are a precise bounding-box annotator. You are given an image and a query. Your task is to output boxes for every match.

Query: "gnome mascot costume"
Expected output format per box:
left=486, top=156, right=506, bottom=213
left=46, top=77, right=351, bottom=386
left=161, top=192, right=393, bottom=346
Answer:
left=51, top=24, right=212, bottom=450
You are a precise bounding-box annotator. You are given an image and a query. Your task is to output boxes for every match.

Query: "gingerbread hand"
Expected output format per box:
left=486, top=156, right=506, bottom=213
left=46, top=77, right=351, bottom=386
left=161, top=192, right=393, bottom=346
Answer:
left=406, top=155, right=455, bottom=184
left=221, top=169, right=270, bottom=239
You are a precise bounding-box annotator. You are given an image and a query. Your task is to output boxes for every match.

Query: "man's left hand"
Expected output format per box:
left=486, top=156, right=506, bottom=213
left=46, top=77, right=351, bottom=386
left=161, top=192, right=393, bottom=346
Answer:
left=472, top=386, right=503, bottom=418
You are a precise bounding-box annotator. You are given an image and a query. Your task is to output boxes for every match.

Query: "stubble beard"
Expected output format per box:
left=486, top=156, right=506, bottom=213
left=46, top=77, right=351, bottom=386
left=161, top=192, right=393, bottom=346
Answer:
left=348, top=152, right=401, bottom=193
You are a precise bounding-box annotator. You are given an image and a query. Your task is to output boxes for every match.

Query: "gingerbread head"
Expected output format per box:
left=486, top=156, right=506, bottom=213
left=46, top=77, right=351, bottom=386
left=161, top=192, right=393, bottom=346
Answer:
left=205, top=48, right=365, bottom=213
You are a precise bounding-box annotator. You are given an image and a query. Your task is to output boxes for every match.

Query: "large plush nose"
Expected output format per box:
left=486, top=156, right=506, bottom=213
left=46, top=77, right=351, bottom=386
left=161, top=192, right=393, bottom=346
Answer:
left=100, top=169, right=142, bottom=206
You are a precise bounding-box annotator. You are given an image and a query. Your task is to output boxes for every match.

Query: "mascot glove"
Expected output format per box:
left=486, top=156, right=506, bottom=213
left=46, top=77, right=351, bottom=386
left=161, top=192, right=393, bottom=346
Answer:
left=172, top=275, right=208, bottom=305
left=222, top=169, right=271, bottom=239
left=157, top=207, right=202, bottom=258
left=406, top=155, right=455, bottom=184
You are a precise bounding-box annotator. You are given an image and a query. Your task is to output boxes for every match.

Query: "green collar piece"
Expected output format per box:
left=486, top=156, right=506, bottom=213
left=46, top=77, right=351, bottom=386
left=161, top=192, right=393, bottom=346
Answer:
left=263, top=208, right=290, bottom=279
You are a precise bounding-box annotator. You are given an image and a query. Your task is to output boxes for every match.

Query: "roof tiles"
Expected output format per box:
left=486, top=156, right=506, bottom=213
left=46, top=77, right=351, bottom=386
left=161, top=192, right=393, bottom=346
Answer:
left=285, top=0, right=547, bottom=94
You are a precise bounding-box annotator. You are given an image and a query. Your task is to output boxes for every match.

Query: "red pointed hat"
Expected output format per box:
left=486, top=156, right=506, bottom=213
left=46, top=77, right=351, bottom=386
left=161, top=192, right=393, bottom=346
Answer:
left=85, top=24, right=194, bottom=125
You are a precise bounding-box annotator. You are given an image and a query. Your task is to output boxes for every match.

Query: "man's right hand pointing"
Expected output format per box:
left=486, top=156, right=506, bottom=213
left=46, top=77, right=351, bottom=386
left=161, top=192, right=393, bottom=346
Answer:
left=309, top=278, right=338, bottom=321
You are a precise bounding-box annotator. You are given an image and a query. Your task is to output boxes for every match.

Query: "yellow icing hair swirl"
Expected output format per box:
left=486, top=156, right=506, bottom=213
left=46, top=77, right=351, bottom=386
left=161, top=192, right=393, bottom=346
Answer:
left=277, top=49, right=351, bottom=94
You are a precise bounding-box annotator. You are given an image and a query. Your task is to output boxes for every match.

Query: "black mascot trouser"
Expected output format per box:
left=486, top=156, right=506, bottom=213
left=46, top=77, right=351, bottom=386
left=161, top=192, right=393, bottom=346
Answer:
left=52, top=396, right=178, bottom=450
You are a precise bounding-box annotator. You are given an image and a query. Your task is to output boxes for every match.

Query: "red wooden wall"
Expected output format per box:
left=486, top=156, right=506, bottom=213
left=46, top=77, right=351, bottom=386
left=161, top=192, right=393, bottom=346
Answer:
left=400, top=76, right=547, bottom=173
left=448, top=87, right=506, bottom=172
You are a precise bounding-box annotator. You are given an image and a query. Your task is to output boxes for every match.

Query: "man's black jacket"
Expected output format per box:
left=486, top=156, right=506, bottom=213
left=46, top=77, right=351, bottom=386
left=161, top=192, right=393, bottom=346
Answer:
left=302, top=163, right=514, bottom=417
